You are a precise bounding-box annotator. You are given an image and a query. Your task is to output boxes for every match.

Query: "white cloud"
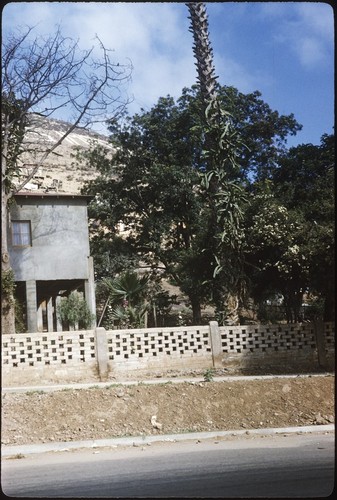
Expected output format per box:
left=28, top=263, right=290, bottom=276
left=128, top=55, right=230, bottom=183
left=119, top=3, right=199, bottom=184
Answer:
left=259, top=2, right=333, bottom=69
left=296, top=2, right=334, bottom=42
left=77, top=2, right=196, bottom=112
left=2, top=2, right=197, bottom=114
left=292, top=3, right=334, bottom=68
left=2, top=2, right=55, bottom=32
left=2, top=1, right=333, bottom=147
left=295, top=36, right=327, bottom=68
left=129, top=53, right=195, bottom=113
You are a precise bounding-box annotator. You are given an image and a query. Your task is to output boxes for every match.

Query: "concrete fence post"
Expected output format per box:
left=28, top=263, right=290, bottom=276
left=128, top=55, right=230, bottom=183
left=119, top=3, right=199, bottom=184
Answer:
left=209, top=321, right=223, bottom=368
left=95, top=327, right=109, bottom=381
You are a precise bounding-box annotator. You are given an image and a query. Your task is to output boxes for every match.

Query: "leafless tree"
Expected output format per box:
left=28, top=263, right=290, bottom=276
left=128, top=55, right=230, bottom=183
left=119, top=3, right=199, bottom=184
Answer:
left=1, top=25, right=132, bottom=334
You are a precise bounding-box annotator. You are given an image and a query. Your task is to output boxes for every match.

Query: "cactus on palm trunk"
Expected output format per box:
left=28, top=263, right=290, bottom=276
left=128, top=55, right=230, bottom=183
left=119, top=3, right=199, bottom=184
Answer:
left=186, top=2, right=243, bottom=325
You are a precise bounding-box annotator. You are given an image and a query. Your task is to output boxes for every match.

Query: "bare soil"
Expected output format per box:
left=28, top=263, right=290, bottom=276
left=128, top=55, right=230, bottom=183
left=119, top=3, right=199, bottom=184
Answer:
left=1, top=374, right=334, bottom=446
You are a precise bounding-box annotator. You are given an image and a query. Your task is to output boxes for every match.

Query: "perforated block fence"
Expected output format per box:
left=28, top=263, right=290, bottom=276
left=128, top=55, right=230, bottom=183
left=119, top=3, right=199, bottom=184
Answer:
left=1, top=330, right=97, bottom=386
left=105, top=325, right=212, bottom=377
left=1, top=322, right=334, bottom=386
left=217, top=322, right=335, bottom=372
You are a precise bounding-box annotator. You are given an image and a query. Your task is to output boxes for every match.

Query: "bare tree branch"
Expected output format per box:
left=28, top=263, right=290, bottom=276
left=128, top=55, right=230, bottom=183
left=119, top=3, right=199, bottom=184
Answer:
left=1, top=25, right=132, bottom=334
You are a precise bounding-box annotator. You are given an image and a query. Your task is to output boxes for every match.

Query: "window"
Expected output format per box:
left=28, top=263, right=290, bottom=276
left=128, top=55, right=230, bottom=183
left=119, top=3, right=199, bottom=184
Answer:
left=12, top=221, right=32, bottom=247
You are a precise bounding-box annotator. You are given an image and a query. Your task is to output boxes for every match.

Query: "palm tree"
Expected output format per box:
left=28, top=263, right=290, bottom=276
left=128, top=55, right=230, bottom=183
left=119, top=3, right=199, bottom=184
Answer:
left=103, top=271, right=149, bottom=305
left=186, top=2, right=218, bottom=106
left=186, top=2, right=242, bottom=325
left=99, top=271, right=150, bottom=328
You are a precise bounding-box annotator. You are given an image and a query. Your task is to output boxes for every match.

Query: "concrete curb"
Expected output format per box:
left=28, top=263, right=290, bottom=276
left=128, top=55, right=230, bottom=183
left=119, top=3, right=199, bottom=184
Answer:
left=2, top=372, right=332, bottom=393
left=1, top=425, right=334, bottom=457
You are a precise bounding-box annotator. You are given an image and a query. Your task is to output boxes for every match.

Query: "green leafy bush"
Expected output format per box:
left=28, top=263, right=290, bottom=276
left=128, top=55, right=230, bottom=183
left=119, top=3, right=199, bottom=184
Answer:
left=57, top=291, right=95, bottom=330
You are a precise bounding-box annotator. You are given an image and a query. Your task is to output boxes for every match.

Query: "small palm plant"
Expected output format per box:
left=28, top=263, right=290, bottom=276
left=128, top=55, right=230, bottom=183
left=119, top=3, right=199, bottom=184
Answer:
left=108, top=302, right=149, bottom=329
left=101, top=271, right=150, bottom=328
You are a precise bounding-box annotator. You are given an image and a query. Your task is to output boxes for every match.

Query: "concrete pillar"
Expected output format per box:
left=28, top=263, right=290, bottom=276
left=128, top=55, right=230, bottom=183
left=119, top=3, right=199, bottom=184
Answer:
left=55, top=296, right=63, bottom=331
left=47, top=297, right=54, bottom=332
left=26, top=280, right=37, bottom=333
left=37, top=302, right=43, bottom=332
left=95, top=327, right=109, bottom=381
left=85, top=256, right=96, bottom=328
left=209, top=321, right=223, bottom=368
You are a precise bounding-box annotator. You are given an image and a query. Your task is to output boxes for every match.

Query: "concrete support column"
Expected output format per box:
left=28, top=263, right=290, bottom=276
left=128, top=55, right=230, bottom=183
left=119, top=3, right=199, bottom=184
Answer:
left=95, top=327, right=109, bottom=381
left=209, top=321, right=223, bottom=368
left=85, top=256, right=96, bottom=328
left=26, top=280, right=37, bottom=333
left=47, top=297, right=54, bottom=332
left=55, top=296, right=63, bottom=331
left=37, top=303, right=43, bottom=332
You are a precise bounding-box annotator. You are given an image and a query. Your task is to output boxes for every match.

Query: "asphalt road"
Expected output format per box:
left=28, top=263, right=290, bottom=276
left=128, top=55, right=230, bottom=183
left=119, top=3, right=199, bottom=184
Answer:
left=1, top=432, right=334, bottom=498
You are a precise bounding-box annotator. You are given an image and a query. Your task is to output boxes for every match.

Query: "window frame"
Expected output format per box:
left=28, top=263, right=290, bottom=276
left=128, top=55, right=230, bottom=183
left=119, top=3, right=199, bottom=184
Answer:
left=11, top=220, right=32, bottom=248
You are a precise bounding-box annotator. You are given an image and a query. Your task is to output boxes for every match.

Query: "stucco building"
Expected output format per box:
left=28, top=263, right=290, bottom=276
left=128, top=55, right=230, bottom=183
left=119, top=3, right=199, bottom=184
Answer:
left=8, top=192, right=96, bottom=332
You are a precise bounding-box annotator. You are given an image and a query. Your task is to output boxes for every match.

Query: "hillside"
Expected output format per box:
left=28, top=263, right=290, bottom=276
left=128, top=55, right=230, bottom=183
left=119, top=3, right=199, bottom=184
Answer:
left=16, top=115, right=112, bottom=194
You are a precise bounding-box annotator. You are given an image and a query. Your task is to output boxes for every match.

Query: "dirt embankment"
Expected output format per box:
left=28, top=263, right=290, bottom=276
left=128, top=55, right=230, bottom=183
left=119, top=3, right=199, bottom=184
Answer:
left=1, top=375, right=334, bottom=446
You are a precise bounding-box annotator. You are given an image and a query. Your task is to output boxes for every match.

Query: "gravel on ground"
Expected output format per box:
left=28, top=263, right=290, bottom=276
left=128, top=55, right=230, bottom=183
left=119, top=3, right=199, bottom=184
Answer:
left=1, top=374, right=334, bottom=446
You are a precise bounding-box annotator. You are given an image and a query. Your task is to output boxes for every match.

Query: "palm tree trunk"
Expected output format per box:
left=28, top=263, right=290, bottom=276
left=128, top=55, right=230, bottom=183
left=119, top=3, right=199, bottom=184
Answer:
left=186, top=2, right=218, bottom=106
left=186, top=2, right=240, bottom=325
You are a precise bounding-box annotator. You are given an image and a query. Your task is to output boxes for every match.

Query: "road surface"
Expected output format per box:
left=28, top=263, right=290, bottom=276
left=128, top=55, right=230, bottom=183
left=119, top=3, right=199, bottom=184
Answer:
left=1, top=432, right=334, bottom=498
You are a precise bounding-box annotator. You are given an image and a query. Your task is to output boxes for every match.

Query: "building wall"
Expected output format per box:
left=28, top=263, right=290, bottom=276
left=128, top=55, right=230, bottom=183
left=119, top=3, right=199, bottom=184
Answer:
left=9, top=195, right=91, bottom=281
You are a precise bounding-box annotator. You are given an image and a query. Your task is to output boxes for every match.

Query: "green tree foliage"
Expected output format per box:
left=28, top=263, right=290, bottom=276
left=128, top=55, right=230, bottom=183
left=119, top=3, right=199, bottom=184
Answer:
left=1, top=96, right=26, bottom=334
left=80, top=86, right=302, bottom=324
left=216, top=86, right=302, bottom=181
left=1, top=94, right=27, bottom=194
left=183, top=6, right=300, bottom=319
left=82, top=95, right=207, bottom=323
left=102, top=271, right=149, bottom=305
left=244, top=134, right=334, bottom=322
left=244, top=182, right=309, bottom=322
left=273, top=134, right=335, bottom=321
left=178, top=86, right=301, bottom=181
left=198, top=98, right=249, bottom=323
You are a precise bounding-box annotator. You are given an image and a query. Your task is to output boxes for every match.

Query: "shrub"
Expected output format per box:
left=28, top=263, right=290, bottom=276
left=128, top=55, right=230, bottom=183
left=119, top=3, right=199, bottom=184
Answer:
left=203, top=367, right=215, bottom=382
left=57, top=291, right=95, bottom=330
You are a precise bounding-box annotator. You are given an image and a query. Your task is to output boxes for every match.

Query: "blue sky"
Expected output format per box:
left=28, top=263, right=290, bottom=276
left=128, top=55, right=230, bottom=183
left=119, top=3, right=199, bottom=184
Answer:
left=2, top=1, right=334, bottom=147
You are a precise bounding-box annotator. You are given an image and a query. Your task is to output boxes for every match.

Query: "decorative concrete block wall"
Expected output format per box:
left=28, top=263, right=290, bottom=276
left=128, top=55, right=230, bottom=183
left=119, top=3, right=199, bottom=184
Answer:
left=1, top=322, right=334, bottom=386
left=220, top=323, right=316, bottom=353
left=324, top=322, right=335, bottom=366
left=105, top=325, right=212, bottom=377
left=1, top=331, right=97, bottom=386
left=217, top=323, right=321, bottom=372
